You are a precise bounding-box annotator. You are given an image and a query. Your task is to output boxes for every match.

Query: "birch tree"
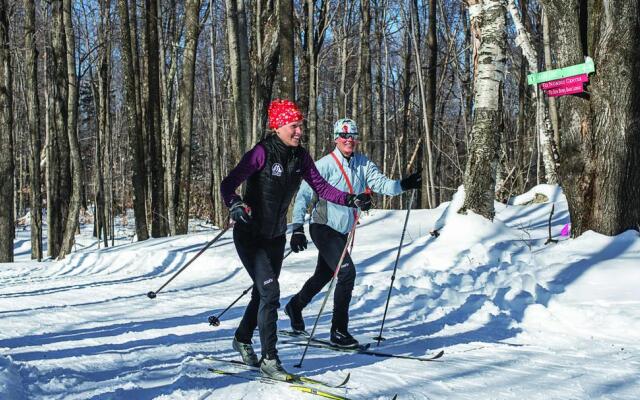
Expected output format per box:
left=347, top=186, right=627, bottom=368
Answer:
left=461, top=0, right=507, bottom=220
left=505, top=0, right=558, bottom=184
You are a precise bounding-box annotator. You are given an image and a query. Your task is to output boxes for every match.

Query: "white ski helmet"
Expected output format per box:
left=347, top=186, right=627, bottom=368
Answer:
left=333, top=118, right=358, bottom=139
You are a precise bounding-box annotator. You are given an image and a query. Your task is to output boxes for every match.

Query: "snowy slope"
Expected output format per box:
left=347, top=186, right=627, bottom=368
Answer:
left=1, top=186, right=639, bottom=400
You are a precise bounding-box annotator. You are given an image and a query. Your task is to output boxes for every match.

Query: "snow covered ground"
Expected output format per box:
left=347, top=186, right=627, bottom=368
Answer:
left=2, top=185, right=639, bottom=399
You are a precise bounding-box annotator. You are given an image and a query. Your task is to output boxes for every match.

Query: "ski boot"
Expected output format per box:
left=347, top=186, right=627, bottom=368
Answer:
left=232, top=336, right=260, bottom=367
left=330, top=329, right=359, bottom=349
left=260, top=354, right=295, bottom=382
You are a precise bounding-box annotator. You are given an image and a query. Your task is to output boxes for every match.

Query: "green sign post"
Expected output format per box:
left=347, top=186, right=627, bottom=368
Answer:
left=527, top=57, right=595, bottom=86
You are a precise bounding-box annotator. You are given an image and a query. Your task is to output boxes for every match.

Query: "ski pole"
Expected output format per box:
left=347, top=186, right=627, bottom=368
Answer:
left=147, top=225, right=231, bottom=299
left=208, top=249, right=294, bottom=326
left=374, top=189, right=416, bottom=346
left=294, top=215, right=360, bottom=369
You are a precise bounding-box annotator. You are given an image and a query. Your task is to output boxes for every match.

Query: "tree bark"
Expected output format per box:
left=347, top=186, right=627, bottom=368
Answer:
left=225, top=0, right=250, bottom=152
left=95, top=0, right=112, bottom=247
left=209, top=2, right=223, bottom=227
left=542, top=8, right=560, bottom=148
left=58, top=0, right=83, bottom=259
left=373, top=3, right=386, bottom=167
left=175, top=0, right=202, bottom=234
left=461, top=0, right=507, bottom=220
left=146, top=0, right=167, bottom=237
left=505, top=0, right=559, bottom=185
left=277, top=0, right=295, bottom=100
left=307, top=0, right=318, bottom=158
left=24, top=0, right=43, bottom=260
left=360, top=0, right=372, bottom=156
left=158, top=0, right=179, bottom=235
left=47, top=0, right=70, bottom=258
left=542, top=0, right=640, bottom=236
left=118, top=0, right=149, bottom=241
left=0, top=0, right=13, bottom=262
left=409, top=0, right=435, bottom=208
left=423, top=0, right=437, bottom=206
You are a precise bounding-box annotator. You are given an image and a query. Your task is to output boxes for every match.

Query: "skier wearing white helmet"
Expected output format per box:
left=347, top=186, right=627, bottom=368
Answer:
left=286, top=117, right=421, bottom=348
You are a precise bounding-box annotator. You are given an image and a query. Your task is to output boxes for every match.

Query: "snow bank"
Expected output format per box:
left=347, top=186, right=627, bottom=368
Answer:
left=0, top=355, right=26, bottom=400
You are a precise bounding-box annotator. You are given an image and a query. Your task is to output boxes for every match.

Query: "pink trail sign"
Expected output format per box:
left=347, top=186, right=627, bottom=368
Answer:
left=546, top=83, right=585, bottom=97
left=540, top=74, right=589, bottom=90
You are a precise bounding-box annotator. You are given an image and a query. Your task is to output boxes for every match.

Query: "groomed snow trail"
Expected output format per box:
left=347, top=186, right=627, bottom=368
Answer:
left=2, top=185, right=639, bottom=399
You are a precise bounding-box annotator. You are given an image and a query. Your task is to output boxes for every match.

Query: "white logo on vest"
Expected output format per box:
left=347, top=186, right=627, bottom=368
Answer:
left=272, top=163, right=283, bottom=177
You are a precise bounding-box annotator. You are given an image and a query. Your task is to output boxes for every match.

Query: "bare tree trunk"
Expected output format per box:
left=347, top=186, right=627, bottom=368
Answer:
left=95, top=0, right=111, bottom=247
left=159, top=0, right=178, bottom=235
left=0, top=0, right=13, bottom=262
left=506, top=0, right=558, bottom=184
left=542, top=8, right=560, bottom=148
left=337, top=1, right=349, bottom=117
left=237, top=0, right=253, bottom=146
left=307, top=0, right=318, bottom=158
left=225, top=0, right=249, bottom=152
left=461, top=0, right=507, bottom=220
left=48, top=0, right=69, bottom=258
left=408, top=0, right=435, bottom=207
left=146, top=0, right=167, bottom=237
left=351, top=4, right=363, bottom=130
left=175, top=0, right=202, bottom=234
left=277, top=0, right=295, bottom=99
left=360, top=0, right=372, bottom=155
left=382, top=9, right=390, bottom=180
left=305, top=0, right=329, bottom=158
left=424, top=0, right=437, bottom=205
left=118, top=0, right=149, bottom=241
left=24, top=0, right=43, bottom=260
left=373, top=3, right=385, bottom=166
left=542, top=0, right=640, bottom=236
left=209, top=3, right=223, bottom=227
left=58, top=0, right=83, bottom=259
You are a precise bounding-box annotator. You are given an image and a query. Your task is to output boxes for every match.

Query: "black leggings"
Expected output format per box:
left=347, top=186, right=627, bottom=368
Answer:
left=289, top=223, right=356, bottom=332
left=233, top=227, right=286, bottom=358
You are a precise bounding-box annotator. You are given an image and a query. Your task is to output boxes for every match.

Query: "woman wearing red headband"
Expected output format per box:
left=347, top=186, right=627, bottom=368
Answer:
left=220, top=99, right=370, bottom=380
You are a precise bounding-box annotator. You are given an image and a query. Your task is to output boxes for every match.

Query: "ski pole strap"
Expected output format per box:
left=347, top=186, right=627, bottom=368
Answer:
left=329, top=152, right=355, bottom=194
left=329, top=152, right=359, bottom=222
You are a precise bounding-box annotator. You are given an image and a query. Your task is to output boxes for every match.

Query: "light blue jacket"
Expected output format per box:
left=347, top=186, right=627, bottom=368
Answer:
left=292, top=148, right=403, bottom=234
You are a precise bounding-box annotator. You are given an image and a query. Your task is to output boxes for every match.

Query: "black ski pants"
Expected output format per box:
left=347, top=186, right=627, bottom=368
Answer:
left=289, top=223, right=356, bottom=332
left=233, top=227, right=285, bottom=358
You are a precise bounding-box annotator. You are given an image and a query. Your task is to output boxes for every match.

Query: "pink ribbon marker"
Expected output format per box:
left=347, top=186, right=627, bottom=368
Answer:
left=560, top=223, right=571, bottom=237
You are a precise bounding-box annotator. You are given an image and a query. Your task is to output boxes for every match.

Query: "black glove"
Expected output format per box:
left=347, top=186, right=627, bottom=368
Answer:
left=290, top=226, right=308, bottom=253
left=346, top=193, right=372, bottom=211
left=400, top=171, right=422, bottom=190
left=230, top=200, right=252, bottom=224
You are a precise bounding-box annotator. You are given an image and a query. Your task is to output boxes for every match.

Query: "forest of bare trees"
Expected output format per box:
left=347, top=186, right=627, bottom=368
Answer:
left=0, top=0, right=638, bottom=262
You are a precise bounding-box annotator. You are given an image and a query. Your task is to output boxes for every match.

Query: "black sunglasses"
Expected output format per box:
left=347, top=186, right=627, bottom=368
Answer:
left=337, top=132, right=359, bottom=140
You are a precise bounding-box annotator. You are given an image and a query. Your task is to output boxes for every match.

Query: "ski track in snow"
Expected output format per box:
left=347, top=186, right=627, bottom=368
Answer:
left=2, top=185, right=640, bottom=399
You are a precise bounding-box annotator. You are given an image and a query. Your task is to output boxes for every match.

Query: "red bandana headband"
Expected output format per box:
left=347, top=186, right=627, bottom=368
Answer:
left=268, top=99, right=303, bottom=130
